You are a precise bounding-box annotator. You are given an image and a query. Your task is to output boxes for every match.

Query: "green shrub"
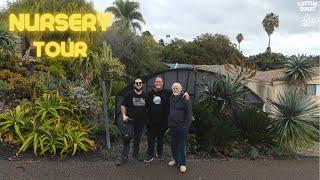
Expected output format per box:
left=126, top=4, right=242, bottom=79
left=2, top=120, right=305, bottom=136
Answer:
left=0, top=92, right=96, bottom=156
left=0, top=79, right=10, bottom=93
left=187, top=133, right=198, bottom=153
left=109, top=124, right=121, bottom=142
left=192, top=101, right=239, bottom=153
left=48, top=64, right=66, bottom=78
left=233, top=108, right=273, bottom=145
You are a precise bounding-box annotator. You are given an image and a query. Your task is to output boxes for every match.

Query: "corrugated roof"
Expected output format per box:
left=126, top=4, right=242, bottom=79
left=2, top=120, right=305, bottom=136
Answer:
left=195, top=65, right=320, bottom=82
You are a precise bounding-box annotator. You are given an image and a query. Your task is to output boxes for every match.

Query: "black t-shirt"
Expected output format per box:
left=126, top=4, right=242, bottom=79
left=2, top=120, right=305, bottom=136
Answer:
left=146, top=89, right=171, bottom=127
left=121, top=91, right=147, bottom=127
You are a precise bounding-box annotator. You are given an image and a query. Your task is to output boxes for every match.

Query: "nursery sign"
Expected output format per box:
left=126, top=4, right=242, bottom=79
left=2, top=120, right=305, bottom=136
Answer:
left=8, top=13, right=114, bottom=57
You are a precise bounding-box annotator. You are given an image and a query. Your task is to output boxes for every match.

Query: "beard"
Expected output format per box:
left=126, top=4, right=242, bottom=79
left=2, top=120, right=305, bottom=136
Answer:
left=173, top=92, right=181, bottom=96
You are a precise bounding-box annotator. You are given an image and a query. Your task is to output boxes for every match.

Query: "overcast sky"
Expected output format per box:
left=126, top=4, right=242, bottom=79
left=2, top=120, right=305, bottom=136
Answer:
left=1, top=0, right=319, bottom=56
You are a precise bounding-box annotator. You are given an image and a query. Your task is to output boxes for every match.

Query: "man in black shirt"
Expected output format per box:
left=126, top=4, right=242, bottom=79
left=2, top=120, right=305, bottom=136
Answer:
left=117, top=78, right=147, bottom=166
left=144, top=77, right=189, bottom=162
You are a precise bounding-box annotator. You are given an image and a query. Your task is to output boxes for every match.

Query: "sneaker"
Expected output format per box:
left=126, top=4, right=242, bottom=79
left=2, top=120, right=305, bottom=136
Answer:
left=168, top=160, right=177, bottom=167
left=180, top=165, right=187, bottom=173
left=155, top=152, right=164, bottom=160
left=116, top=157, right=128, bottom=166
left=144, top=155, right=154, bottom=163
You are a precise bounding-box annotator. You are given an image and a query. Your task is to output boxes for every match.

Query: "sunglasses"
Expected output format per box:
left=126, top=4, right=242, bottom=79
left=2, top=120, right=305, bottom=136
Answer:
left=135, top=82, right=142, bottom=85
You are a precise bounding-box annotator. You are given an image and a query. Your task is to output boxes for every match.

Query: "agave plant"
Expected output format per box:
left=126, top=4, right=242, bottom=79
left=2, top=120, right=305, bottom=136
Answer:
left=199, top=74, right=248, bottom=115
left=284, top=54, right=314, bottom=89
left=268, top=88, right=319, bottom=150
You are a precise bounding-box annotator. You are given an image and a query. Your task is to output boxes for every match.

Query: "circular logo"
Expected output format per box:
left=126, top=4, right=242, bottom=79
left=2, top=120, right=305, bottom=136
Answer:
left=153, top=96, right=161, bottom=104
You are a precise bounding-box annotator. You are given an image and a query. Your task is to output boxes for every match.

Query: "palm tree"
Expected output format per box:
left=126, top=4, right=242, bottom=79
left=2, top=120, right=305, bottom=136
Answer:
left=105, top=0, right=145, bottom=32
left=269, top=88, right=319, bottom=150
left=262, top=12, right=279, bottom=53
left=236, top=33, right=243, bottom=51
left=284, top=54, right=314, bottom=90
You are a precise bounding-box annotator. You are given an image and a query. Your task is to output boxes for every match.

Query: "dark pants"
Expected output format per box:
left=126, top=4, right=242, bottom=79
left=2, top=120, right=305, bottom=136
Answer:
left=171, top=126, right=188, bottom=165
left=121, top=124, right=144, bottom=158
left=146, top=125, right=166, bottom=157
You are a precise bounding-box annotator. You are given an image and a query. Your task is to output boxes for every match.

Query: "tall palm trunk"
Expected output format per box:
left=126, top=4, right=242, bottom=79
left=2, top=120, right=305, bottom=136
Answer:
left=268, top=35, right=271, bottom=49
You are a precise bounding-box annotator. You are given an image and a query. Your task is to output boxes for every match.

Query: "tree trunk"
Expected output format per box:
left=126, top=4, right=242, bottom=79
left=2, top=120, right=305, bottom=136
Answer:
left=268, top=35, right=271, bottom=49
left=101, top=80, right=111, bottom=149
left=238, top=42, right=241, bottom=51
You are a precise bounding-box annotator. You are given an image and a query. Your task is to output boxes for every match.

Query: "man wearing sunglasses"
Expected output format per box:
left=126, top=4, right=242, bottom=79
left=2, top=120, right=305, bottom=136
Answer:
left=117, top=78, right=147, bottom=166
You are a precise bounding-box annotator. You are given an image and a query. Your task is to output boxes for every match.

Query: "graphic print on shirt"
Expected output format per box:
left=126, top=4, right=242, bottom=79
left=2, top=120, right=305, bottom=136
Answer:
left=132, top=98, right=145, bottom=107
left=153, top=95, right=161, bottom=105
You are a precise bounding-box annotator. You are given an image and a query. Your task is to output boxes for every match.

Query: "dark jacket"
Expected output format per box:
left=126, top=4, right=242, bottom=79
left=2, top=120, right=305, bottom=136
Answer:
left=168, top=94, right=193, bottom=128
left=146, top=89, right=171, bottom=129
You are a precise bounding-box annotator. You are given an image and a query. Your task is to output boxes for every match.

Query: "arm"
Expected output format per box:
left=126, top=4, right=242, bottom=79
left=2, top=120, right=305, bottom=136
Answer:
left=121, top=105, right=129, bottom=123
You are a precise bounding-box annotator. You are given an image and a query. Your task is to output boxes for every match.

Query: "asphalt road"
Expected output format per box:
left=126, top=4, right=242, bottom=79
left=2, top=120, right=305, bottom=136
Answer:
left=0, top=158, right=318, bottom=180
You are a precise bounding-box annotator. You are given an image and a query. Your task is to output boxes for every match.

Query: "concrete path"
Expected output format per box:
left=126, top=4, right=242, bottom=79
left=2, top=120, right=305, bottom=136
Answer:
left=0, top=158, right=318, bottom=180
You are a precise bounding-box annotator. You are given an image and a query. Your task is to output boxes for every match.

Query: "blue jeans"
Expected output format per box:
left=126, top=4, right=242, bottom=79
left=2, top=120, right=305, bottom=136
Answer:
left=121, top=124, right=144, bottom=158
left=170, top=126, right=188, bottom=165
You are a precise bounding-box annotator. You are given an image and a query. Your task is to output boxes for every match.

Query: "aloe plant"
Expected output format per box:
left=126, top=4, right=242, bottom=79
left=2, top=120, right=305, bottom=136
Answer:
left=0, top=105, right=29, bottom=142
left=200, top=74, right=248, bottom=115
left=269, top=88, right=319, bottom=150
left=35, top=93, right=70, bottom=121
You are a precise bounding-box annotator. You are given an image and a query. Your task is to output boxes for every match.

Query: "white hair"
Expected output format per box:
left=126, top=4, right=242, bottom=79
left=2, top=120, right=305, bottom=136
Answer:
left=171, top=82, right=182, bottom=91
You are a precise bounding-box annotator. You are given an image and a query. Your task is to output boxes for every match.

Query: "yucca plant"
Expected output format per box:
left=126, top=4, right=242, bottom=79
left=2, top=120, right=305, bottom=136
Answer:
left=269, top=88, right=319, bottom=150
left=284, top=54, right=314, bottom=89
left=200, top=74, right=248, bottom=115
left=0, top=105, right=29, bottom=143
left=233, top=108, right=273, bottom=145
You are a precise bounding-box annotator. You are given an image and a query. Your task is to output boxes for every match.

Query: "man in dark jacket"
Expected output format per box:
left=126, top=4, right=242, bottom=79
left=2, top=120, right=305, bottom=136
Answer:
left=167, top=82, right=193, bottom=173
left=145, top=77, right=189, bottom=163
left=116, top=78, right=147, bottom=166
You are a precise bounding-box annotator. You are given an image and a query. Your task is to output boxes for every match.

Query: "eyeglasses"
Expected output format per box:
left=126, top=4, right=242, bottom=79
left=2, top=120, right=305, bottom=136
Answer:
left=135, top=82, right=142, bottom=85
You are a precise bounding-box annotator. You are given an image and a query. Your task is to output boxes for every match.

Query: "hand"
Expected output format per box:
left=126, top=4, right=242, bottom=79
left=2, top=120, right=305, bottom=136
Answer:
left=183, top=92, right=190, bottom=100
left=122, top=114, right=129, bottom=123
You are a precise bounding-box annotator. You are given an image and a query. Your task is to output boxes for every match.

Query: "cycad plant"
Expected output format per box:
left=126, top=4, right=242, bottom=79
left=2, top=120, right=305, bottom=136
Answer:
left=284, top=54, right=314, bottom=89
left=269, top=88, right=319, bottom=150
left=200, top=74, right=248, bottom=115
left=233, top=108, right=273, bottom=145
